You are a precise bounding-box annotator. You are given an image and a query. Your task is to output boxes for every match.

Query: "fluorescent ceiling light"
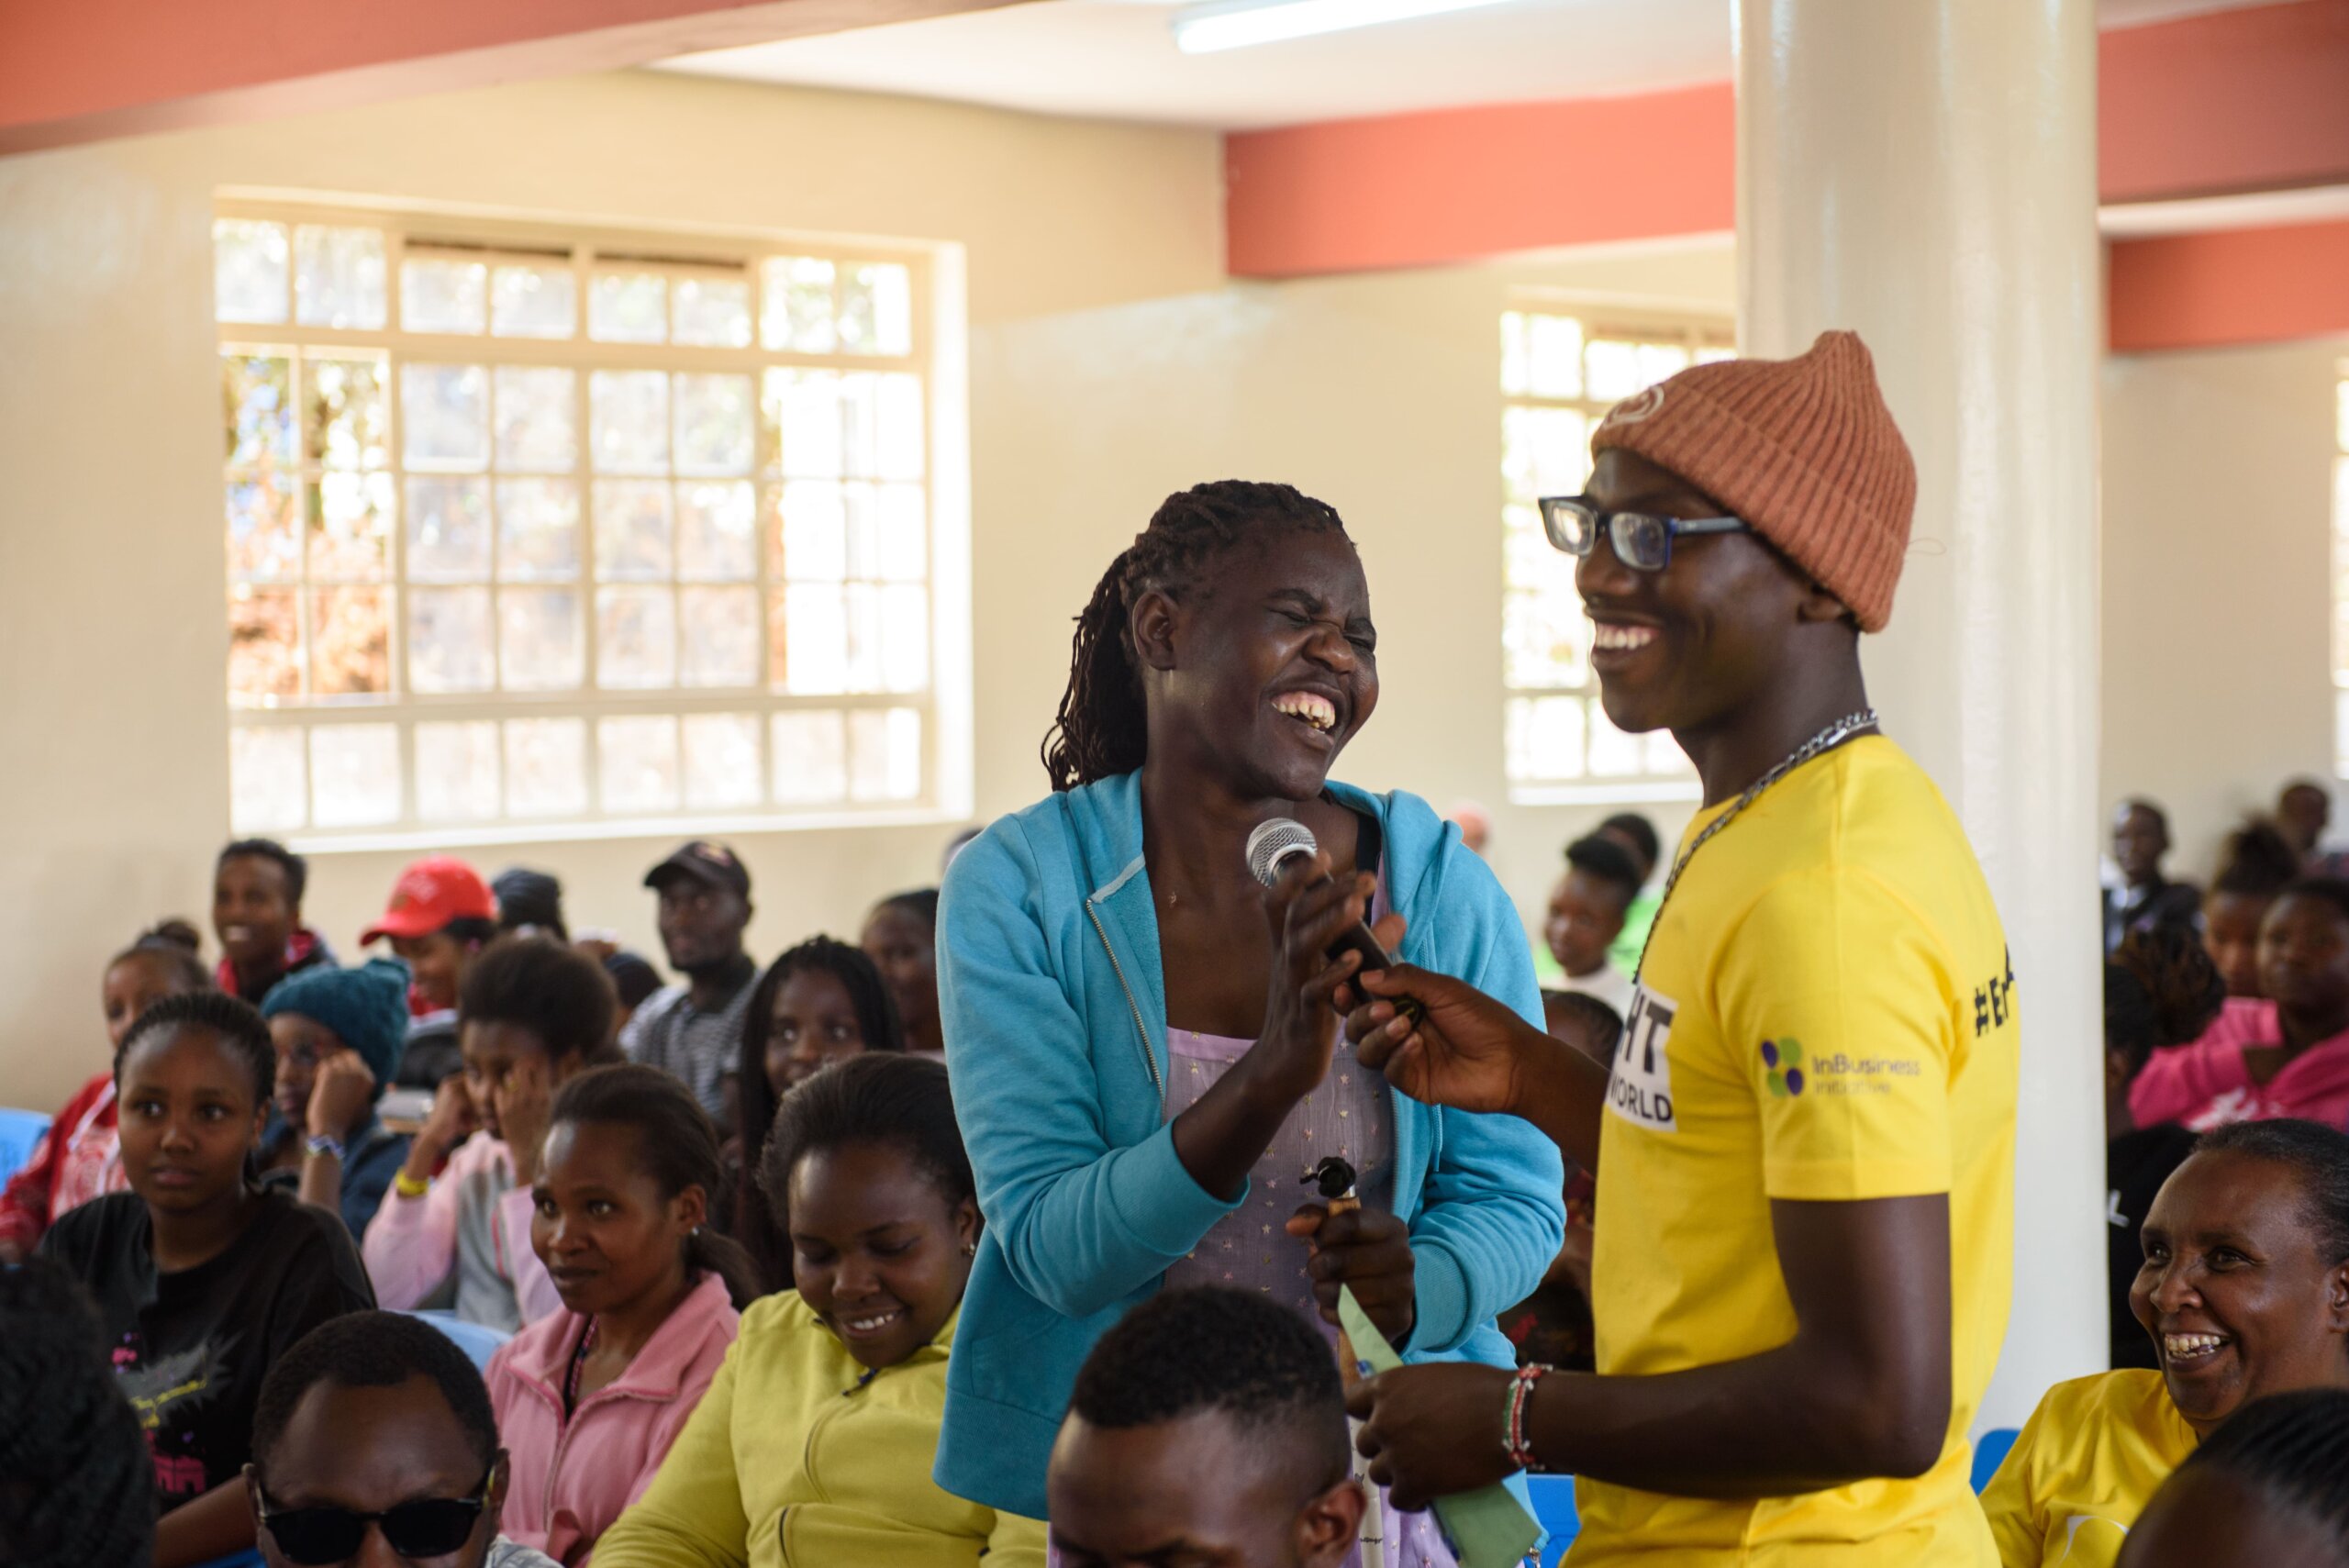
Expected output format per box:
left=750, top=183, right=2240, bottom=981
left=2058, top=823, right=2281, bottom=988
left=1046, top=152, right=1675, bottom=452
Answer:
left=1173, top=0, right=1527, bottom=53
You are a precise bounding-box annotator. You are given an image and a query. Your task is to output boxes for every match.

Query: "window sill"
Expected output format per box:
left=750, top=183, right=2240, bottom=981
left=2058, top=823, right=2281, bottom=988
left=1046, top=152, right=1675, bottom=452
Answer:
left=287, top=805, right=963, bottom=855
left=1507, top=779, right=1703, bottom=807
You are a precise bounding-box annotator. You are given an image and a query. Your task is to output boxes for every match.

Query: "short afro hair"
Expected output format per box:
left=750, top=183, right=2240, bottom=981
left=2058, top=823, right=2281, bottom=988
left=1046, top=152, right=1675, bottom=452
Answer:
left=1564, top=833, right=1643, bottom=906
left=0, top=1261, right=154, bottom=1568
left=1068, top=1286, right=1348, bottom=1490
left=2172, top=1388, right=2349, bottom=1552
left=458, top=935, right=616, bottom=1063
left=1598, top=813, right=1661, bottom=872
left=251, top=1312, right=497, bottom=1482
left=218, top=838, right=308, bottom=905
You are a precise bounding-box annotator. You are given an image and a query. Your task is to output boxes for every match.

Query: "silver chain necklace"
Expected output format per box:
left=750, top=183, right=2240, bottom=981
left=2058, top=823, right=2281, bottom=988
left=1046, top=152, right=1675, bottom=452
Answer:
left=1633, top=709, right=1879, bottom=985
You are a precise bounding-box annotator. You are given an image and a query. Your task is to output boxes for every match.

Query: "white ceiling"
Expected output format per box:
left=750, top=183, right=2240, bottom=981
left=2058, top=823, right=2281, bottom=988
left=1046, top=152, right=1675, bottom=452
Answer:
left=653, top=0, right=2288, bottom=134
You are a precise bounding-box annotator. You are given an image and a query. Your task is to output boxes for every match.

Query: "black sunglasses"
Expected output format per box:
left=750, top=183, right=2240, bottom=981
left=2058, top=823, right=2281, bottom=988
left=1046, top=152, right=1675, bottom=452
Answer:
left=251, top=1467, right=492, bottom=1564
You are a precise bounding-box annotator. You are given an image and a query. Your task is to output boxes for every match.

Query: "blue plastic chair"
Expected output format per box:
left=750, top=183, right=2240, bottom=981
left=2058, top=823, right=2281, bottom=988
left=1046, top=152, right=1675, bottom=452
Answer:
left=400, top=1308, right=514, bottom=1373
left=1972, top=1428, right=2021, bottom=1493
left=0, top=1107, right=51, bottom=1180
left=1528, top=1473, right=1579, bottom=1567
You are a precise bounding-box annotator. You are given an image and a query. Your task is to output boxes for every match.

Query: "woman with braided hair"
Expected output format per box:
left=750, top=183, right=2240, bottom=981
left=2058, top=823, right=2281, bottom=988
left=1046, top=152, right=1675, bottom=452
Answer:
left=934, top=479, right=1564, bottom=1551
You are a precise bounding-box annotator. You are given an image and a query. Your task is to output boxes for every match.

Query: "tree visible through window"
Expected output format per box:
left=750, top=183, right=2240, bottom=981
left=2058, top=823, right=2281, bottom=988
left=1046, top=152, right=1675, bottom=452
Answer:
left=215, top=208, right=941, bottom=838
left=1499, top=306, right=1731, bottom=803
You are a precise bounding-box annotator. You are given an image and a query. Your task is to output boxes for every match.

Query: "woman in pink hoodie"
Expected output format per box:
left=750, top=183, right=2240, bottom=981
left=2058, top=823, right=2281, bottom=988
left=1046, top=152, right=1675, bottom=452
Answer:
left=486, top=1064, right=758, bottom=1564
left=2132, top=879, right=2349, bottom=1132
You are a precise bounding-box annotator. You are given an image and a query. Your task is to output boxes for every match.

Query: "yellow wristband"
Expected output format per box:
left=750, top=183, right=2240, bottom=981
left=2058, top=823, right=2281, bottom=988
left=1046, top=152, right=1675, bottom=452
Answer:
left=395, top=1170, right=431, bottom=1199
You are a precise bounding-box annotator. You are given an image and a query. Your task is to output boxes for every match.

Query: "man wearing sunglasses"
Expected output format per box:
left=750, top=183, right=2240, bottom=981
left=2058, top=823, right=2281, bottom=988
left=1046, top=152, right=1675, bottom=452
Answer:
left=1340, top=332, right=2018, bottom=1567
left=247, top=1312, right=560, bottom=1568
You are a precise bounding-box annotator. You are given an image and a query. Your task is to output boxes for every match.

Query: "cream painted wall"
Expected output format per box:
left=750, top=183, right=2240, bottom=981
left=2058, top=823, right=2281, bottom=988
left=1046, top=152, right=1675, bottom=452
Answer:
left=2100, top=340, right=2345, bottom=880
left=0, top=67, right=1734, bottom=1108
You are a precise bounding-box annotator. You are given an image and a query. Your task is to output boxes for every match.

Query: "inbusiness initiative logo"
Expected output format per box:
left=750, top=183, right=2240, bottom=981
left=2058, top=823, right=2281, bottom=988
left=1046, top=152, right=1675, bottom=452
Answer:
left=1761, top=1038, right=1806, bottom=1097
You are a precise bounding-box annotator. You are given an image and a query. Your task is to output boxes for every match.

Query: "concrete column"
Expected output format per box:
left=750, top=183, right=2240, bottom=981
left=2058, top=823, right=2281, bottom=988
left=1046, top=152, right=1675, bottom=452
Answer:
left=1735, top=0, right=2107, bottom=1428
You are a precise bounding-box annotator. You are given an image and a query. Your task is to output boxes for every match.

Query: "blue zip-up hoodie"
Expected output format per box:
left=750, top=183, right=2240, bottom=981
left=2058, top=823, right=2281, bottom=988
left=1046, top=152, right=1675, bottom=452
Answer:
left=933, top=770, right=1565, bottom=1519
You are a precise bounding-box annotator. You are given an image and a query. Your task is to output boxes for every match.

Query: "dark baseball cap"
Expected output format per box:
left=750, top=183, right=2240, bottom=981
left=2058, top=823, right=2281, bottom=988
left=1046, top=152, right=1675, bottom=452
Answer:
left=644, top=840, right=751, bottom=897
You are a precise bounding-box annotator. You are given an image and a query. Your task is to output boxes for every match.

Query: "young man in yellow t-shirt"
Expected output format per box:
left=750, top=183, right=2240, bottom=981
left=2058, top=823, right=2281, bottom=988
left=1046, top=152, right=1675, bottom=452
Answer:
left=1339, top=332, right=2020, bottom=1565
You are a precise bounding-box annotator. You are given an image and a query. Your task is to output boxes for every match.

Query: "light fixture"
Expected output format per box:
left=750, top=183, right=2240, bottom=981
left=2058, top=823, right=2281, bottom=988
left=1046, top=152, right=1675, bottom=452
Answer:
left=1172, top=0, right=1527, bottom=54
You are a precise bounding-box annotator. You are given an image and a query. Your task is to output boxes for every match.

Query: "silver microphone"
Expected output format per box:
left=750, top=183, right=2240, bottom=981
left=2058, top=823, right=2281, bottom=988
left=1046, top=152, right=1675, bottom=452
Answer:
left=1244, top=817, right=1421, bottom=1020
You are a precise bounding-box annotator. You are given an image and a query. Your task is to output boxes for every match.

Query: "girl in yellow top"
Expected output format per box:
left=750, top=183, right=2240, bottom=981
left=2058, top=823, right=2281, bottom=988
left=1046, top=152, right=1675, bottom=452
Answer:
left=1982, top=1118, right=2349, bottom=1568
left=593, top=1055, right=1043, bottom=1568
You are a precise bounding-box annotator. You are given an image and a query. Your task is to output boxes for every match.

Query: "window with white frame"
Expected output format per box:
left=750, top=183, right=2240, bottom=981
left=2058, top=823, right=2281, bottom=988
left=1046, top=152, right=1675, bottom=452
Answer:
left=214, top=206, right=945, bottom=841
left=2333, top=368, right=2349, bottom=777
left=1499, top=306, right=1733, bottom=803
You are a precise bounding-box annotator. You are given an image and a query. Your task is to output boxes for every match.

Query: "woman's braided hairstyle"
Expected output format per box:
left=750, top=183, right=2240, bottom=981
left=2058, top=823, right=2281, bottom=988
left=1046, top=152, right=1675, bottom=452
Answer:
left=1041, top=481, right=1353, bottom=792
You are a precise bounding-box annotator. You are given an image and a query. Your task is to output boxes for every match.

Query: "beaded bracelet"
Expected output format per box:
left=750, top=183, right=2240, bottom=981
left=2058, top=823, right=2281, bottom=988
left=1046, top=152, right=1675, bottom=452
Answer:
left=1505, top=1362, right=1551, bottom=1472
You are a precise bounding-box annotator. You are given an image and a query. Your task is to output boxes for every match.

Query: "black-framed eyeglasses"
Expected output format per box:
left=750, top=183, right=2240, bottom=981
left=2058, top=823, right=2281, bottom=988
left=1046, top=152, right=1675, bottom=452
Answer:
left=1538, top=495, right=1751, bottom=572
left=250, top=1466, right=493, bottom=1564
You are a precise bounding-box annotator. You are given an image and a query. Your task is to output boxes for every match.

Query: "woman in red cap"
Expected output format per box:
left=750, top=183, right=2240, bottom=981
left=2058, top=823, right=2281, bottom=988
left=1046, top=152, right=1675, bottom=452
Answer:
left=362, top=856, right=500, bottom=1020
left=1342, top=333, right=2019, bottom=1567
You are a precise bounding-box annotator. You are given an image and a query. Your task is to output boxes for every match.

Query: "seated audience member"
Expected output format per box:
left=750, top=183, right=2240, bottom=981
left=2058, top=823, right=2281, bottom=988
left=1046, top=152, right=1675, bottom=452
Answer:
left=261, top=955, right=415, bottom=1240
left=1543, top=834, right=1642, bottom=1014
left=487, top=1064, right=754, bottom=1562
left=1046, top=1286, right=1366, bottom=1568
left=0, top=920, right=209, bottom=1262
left=863, top=889, right=943, bottom=1058
left=1980, top=1119, right=2349, bottom=1567
left=0, top=1259, right=156, bottom=1568
left=2114, top=1388, right=2349, bottom=1568
left=495, top=866, right=569, bottom=942
left=365, top=856, right=499, bottom=1019
left=39, top=992, right=375, bottom=1567
left=606, top=951, right=665, bottom=1039
left=2206, top=820, right=2303, bottom=999
left=1445, top=799, right=1492, bottom=857
left=366, top=937, right=614, bottom=1330
left=2103, top=930, right=2230, bottom=1370
left=595, top=1054, right=1044, bottom=1567
left=1505, top=992, right=1620, bottom=1371
left=2105, top=801, right=2204, bottom=958
left=248, top=1312, right=562, bottom=1568
left=729, top=936, right=906, bottom=1289
left=625, top=841, right=759, bottom=1128
left=1594, top=811, right=1662, bottom=974
left=214, top=838, right=335, bottom=1006
left=2277, top=780, right=2335, bottom=868
left=2131, top=880, right=2349, bottom=1131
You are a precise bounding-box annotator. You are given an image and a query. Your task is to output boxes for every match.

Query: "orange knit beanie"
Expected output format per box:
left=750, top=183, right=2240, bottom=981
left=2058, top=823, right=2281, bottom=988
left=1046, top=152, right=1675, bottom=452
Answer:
left=1589, top=330, right=1916, bottom=633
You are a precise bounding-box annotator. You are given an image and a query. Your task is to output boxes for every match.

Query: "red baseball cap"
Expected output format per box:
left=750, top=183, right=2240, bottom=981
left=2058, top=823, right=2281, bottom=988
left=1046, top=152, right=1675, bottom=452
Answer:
left=362, top=857, right=496, bottom=944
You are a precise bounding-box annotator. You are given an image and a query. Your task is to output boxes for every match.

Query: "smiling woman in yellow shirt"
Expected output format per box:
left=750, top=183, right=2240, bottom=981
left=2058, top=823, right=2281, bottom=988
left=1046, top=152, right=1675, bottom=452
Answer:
left=594, top=1056, right=1043, bottom=1568
left=1981, top=1118, right=2349, bottom=1568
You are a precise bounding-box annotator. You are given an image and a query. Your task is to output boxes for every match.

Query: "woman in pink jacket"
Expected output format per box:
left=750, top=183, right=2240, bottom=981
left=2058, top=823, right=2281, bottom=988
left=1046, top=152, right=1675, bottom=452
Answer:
left=2132, top=880, right=2349, bottom=1132
left=487, top=1064, right=758, bottom=1564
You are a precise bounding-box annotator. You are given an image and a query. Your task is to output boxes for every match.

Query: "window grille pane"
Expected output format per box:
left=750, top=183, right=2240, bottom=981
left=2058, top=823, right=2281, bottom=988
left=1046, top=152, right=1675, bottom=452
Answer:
left=849, top=707, right=922, bottom=801
left=230, top=727, right=306, bottom=831
left=295, top=227, right=386, bottom=330
left=1645, top=729, right=1694, bottom=776
left=1502, top=406, right=1589, bottom=502
left=875, top=374, right=924, bottom=481
left=673, top=276, right=752, bottom=348
left=674, top=373, right=755, bottom=476
left=596, top=585, right=678, bottom=689
left=499, top=588, right=585, bottom=691
left=681, top=587, right=760, bottom=687
left=762, top=257, right=838, bottom=352
left=591, top=272, right=668, bottom=344
left=496, top=479, right=581, bottom=583
left=772, top=709, right=847, bottom=804
left=1506, top=694, right=1586, bottom=783
left=309, top=473, right=393, bottom=582
left=309, top=723, right=401, bottom=827
left=504, top=717, right=587, bottom=817
left=493, top=264, right=575, bottom=339
left=403, top=364, right=490, bottom=470
left=228, top=586, right=301, bottom=706
left=863, top=263, right=914, bottom=356
left=598, top=715, right=680, bottom=813
left=227, top=473, right=300, bottom=583
left=842, top=584, right=885, bottom=692
left=1636, top=342, right=1689, bottom=386
left=215, top=220, right=289, bottom=325
left=402, top=258, right=487, bottom=335
left=407, top=587, right=495, bottom=695
left=684, top=713, right=763, bottom=807
left=416, top=721, right=501, bottom=823
left=1584, top=339, right=1644, bottom=402
left=309, top=586, right=392, bottom=699
left=593, top=479, right=674, bottom=582
left=1587, top=701, right=1645, bottom=777
left=223, top=351, right=295, bottom=471
left=306, top=357, right=389, bottom=471
left=880, top=584, right=929, bottom=694
left=874, top=484, right=928, bottom=581
left=677, top=481, right=756, bottom=582
left=1503, top=585, right=1590, bottom=690
left=1528, top=314, right=1584, bottom=398
left=495, top=367, right=577, bottom=473
left=591, top=370, right=670, bottom=474
left=782, top=584, right=848, bottom=694
left=778, top=481, right=847, bottom=582
left=406, top=477, right=492, bottom=581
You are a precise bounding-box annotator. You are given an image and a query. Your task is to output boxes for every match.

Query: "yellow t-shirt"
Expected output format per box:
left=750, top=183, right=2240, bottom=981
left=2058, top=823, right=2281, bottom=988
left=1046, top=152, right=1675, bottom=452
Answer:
left=1978, top=1371, right=2197, bottom=1568
left=1572, top=736, right=2020, bottom=1567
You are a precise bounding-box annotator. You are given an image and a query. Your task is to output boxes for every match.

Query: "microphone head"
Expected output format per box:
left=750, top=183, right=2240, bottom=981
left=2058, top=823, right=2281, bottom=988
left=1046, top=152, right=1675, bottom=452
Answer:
left=1245, top=817, right=1319, bottom=889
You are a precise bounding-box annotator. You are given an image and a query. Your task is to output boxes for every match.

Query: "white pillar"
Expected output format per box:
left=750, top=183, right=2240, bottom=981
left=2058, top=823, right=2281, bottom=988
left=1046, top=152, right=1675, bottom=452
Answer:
left=1735, top=0, right=2107, bottom=1429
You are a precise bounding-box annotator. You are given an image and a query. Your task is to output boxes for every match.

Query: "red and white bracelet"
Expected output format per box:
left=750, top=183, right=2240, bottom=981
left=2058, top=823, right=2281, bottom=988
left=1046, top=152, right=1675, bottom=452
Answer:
left=1504, top=1362, right=1551, bottom=1472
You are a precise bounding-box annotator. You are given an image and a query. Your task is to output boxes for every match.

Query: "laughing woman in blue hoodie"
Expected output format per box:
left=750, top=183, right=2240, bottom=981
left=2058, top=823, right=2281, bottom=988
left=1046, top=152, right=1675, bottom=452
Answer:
left=935, top=481, right=1564, bottom=1551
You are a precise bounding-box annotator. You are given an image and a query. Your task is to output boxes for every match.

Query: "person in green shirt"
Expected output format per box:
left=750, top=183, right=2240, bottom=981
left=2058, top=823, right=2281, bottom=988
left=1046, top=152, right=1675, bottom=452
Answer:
left=1598, top=814, right=1661, bottom=974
